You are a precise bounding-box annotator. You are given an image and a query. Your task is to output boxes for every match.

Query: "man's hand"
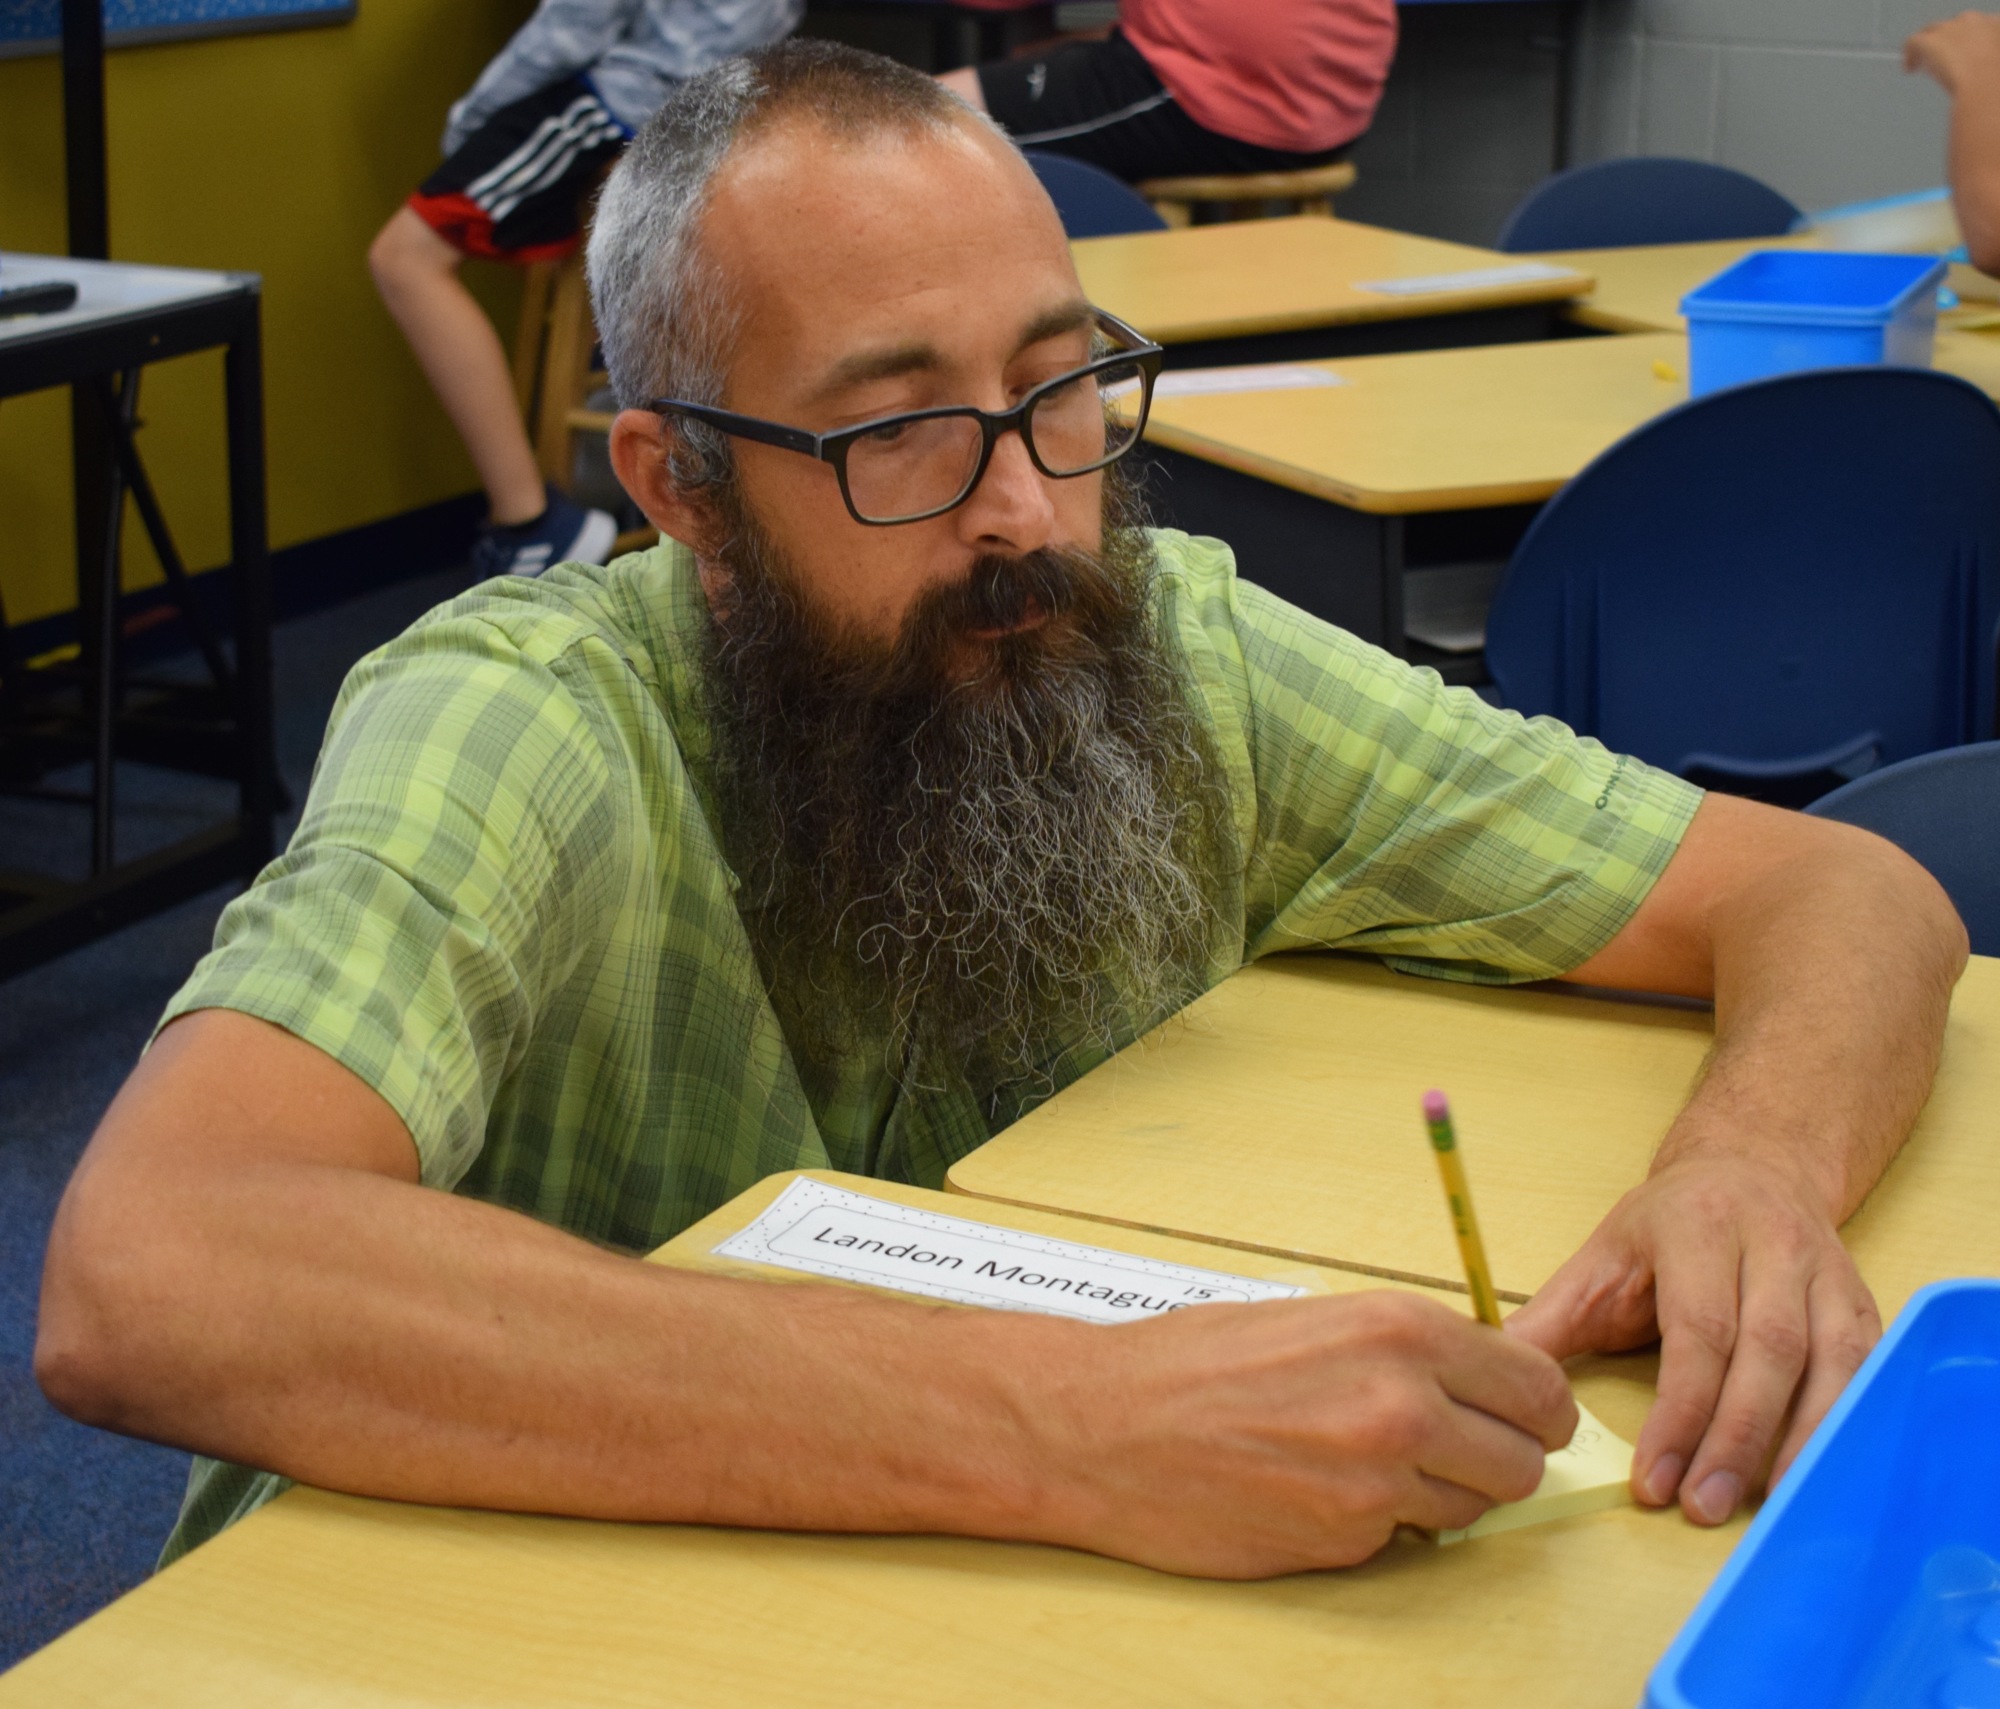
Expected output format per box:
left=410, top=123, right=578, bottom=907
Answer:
left=1046, top=1290, right=1576, bottom=1578
left=1554, top=793, right=1964, bottom=1527
left=1504, top=1156, right=1879, bottom=1527
left=1904, top=10, right=2000, bottom=91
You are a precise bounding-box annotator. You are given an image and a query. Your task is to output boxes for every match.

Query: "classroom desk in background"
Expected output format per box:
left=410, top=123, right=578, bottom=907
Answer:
left=1129, top=331, right=1687, bottom=655
left=0, top=252, right=274, bottom=983
left=1548, top=234, right=2000, bottom=400
left=947, top=954, right=2000, bottom=1317
left=0, top=1170, right=1745, bottom=1709
left=1546, top=234, right=1815, bottom=335
left=1071, top=216, right=1596, bottom=367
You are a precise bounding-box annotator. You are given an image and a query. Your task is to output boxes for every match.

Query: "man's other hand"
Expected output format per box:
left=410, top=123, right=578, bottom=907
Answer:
left=1504, top=1156, right=1880, bottom=1527
left=1046, top=1290, right=1576, bottom=1577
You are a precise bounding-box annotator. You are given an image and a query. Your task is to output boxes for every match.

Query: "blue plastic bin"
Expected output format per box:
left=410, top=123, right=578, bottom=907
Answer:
left=1681, top=250, right=1947, bottom=396
left=1647, top=1280, right=2000, bottom=1709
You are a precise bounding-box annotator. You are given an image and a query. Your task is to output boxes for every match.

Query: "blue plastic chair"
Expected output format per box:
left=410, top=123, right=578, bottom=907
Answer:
left=1484, top=367, right=2000, bottom=805
left=1805, top=741, right=2000, bottom=955
left=1497, top=157, right=1804, bottom=252
left=1024, top=150, right=1168, bottom=239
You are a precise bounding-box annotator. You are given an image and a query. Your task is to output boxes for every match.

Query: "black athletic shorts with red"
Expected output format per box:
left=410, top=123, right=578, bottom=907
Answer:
left=978, top=30, right=1351, bottom=182
left=407, top=77, right=630, bottom=264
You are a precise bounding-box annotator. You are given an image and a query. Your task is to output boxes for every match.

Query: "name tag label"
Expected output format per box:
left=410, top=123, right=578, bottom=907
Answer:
left=713, top=1178, right=1307, bottom=1324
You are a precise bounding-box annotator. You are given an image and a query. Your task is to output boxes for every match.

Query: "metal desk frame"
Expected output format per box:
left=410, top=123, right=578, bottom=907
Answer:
left=0, top=272, right=273, bottom=981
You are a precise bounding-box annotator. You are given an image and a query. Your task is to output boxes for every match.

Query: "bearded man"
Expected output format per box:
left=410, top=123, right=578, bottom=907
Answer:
left=38, top=42, right=1966, bottom=1579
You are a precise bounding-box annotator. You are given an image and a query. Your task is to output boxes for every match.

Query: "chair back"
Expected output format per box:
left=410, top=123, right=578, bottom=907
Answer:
left=1484, top=367, right=2000, bottom=802
left=1806, top=741, right=2000, bottom=955
left=1025, top=151, right=1169, bottom=239
left=1498, top=157, right=1803, bottom=252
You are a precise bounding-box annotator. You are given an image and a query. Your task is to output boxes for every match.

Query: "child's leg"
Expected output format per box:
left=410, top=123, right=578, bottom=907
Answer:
left=368, top=207, right=547, bottom=527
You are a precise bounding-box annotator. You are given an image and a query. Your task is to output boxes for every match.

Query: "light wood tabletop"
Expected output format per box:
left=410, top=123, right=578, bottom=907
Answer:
left=1545, top=235, right=1813, bottom=334
left=947, top=955, right=2000, bottom=1316
left=1138, top=331, right=1689, bottom=514
left=0, top=1170, right=1744, bottom=1709
left=1548, top=237, right=2000, bottom=404
left=1072, top=216, right=1594, bottom=345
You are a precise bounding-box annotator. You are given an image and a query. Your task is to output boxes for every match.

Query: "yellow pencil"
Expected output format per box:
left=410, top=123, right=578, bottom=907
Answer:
left=1420, top=1089, right=1503, bottom=1328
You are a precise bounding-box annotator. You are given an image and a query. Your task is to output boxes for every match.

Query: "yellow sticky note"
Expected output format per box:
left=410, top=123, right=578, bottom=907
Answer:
left=1436, top=1402, right=1635, bottom=1544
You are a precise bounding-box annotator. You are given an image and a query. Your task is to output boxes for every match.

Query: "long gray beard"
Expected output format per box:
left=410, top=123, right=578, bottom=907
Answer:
left=697, top=485, right=1237, bottom=1104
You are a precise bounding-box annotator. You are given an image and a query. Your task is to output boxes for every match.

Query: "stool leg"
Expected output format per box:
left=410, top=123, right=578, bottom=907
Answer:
left=534, top=260, right=594, bottom=486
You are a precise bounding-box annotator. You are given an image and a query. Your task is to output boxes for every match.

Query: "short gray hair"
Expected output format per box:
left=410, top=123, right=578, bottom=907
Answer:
left=588, top=40, right=979, bottom=493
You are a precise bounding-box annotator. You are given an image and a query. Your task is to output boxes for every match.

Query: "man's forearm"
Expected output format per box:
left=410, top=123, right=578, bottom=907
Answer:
left=39, top=1154, right=1067, bottom=1538
left=1655, top=832, right=1966, bottom=1218
left=38, top=1097, right=1581, bottom=1579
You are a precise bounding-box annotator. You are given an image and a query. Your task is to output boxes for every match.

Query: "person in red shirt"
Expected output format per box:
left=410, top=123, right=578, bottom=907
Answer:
left=939, top=0, right=1397, bottom=183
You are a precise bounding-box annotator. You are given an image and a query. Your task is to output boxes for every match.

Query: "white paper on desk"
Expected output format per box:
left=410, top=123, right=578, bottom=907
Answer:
left=714, top=1178, right=1306, bottom=1323
left=1150, top=363, right=1348, bottom=398
left=1355, top=261, right=1577, bottom=297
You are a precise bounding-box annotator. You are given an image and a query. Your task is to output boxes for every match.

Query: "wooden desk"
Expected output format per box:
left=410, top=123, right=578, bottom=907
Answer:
left=1073, top=217, right=1596, bottom=367
left=1546, top=235, right=1813, bottom=335
left=0, top=1171, right=1738, bottom=1709
left=1549, top=238, right=2000, bottom=406
left=948, top=955, right=2000, bottom=1316
left=1132, top=332, right=1687, bottom=651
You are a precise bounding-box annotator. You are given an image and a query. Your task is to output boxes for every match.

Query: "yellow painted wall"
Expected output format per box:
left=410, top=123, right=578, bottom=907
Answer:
left=0, top=0, right=531, bottom=627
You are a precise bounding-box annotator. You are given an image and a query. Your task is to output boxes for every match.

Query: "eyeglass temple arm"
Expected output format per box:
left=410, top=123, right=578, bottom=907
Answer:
left=1094, top=308, right=1161, bottom=357
left=648, top=401, right=822, bottom=459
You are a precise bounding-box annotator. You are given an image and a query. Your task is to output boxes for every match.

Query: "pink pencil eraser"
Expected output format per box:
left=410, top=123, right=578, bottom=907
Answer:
left=1422, top=1089, right=1450, bottom=1122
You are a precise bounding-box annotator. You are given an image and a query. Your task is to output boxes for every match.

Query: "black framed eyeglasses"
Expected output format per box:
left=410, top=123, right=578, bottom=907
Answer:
left=645, top=308, right=1164, bottom=526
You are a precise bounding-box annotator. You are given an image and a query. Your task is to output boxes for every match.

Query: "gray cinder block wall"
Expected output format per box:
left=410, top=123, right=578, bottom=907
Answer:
left=1569, top=0, right=1954, bottom=214
left=1339, top=0, right=1955, bottom=247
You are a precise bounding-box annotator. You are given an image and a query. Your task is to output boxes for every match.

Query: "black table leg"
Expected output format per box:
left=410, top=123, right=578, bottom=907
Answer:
left=225, top=300, right=275, bottom=869
left=82, top=371, right=135, bottom=876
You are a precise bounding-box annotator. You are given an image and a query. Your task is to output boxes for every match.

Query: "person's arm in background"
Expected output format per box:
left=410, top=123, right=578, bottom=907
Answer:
left=1510, top=792, right=1966, bottom=1526
left=1906, top=11, right=2000, bottom=274
left=442, top=0, right=643, bottom=154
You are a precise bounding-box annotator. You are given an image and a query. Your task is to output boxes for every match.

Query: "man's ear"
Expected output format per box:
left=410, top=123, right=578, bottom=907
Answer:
left=609, top=408, right=723, bottom=555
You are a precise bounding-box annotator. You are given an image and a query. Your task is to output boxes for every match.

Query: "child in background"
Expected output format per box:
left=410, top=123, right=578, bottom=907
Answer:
left=370, top=0, right=801, bottom=579
left=939, top=0, right=1397, bottom=186
left=1906, top=10, right=2000, bottom=276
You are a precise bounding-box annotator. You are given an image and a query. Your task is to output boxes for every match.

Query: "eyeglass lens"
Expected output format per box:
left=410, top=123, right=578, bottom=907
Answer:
left=842, top=357, right=1150, bottom=523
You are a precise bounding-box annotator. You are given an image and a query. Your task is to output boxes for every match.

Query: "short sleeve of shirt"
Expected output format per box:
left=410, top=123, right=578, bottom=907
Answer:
left=155, top=608, right=631, bottom=1188
left=1161, top=535, right=1704, bottom=984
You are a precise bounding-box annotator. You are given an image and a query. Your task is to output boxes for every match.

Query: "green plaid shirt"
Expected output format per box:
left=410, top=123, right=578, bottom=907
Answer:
left=155, top=531, right=1699, bottom=1561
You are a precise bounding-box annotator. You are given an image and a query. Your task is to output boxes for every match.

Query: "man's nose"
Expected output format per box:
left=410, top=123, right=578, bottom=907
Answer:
left=954, top=425, right=1057, bottom=556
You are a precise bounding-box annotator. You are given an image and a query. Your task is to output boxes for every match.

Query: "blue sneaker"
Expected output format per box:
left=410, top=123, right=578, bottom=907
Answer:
left=471, top=485, right=619, bottom=580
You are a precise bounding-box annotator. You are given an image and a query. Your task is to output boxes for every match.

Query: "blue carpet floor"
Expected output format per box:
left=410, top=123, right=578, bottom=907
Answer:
left=0, top=566, right=466, bottom=1672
